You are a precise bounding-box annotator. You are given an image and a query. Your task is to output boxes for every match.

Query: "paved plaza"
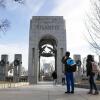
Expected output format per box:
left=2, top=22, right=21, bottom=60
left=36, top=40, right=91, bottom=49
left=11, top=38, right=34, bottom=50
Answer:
left=0, top=82, right=99, bottom=100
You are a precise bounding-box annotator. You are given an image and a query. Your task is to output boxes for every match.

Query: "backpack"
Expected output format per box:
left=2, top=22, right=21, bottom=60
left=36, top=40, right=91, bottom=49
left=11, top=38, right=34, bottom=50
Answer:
left=65, top=58, right=77, bottom=72
left=70, top=64, right=77, bottom=72
left=91, top=62, right=99, bottom=74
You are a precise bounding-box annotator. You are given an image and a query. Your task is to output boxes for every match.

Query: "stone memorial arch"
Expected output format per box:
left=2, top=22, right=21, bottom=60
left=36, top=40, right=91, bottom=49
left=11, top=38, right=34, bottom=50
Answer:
left=28, top=16, right=66, bottom=84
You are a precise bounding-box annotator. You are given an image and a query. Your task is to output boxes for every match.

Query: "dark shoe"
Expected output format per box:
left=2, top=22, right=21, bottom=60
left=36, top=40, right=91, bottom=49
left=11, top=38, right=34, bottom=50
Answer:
left=65, top=91, right=70, bottom=94
left=93, top=91, right=99, bottom=95
left=70, top=91, right=74, bottom=94
left=87, top=91, right=93, bottom=94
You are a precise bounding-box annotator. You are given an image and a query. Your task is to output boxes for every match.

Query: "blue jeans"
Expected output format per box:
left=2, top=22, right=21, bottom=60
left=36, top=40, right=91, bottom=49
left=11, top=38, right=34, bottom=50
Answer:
left=89, top=75, right=97, bottom=91
left=65, top=72, right=74, bottom=92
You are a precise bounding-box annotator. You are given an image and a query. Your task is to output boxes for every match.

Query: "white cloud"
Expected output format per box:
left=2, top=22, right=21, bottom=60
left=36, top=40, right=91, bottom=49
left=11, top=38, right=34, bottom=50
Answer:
left=5, top=0, right=46, bottom=19
left=49, top=0, right=91, bottom=56
left=24, top=0, right=46, bottom=18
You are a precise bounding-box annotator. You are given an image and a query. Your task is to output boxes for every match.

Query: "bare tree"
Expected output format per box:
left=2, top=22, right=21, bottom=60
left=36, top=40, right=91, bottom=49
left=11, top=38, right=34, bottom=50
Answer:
left=0, top=0, right=25, bottom=33
left=86, top=0, right=100, bottom=54
left=0, top=0, right=25, bottom=8
left=14, top=0, right=25, bottom=4
left=0, top=19, right=10, bottom=33
left=0, top=0, right=6, bottom=8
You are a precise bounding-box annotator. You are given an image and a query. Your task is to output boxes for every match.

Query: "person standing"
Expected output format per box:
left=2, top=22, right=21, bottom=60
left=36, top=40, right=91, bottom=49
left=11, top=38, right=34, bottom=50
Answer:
left=62, top=72, right=65, bottom=85
left=52, top=71, right=57, bottom=85
left=64, top=51, right=76, bottom=94
left=86, top=55, right=99, bottom=95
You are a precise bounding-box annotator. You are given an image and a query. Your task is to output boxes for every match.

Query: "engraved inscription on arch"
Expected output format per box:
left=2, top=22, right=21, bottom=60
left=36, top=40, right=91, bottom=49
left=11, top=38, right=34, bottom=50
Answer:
left=35, top=25, right=59, bottom=30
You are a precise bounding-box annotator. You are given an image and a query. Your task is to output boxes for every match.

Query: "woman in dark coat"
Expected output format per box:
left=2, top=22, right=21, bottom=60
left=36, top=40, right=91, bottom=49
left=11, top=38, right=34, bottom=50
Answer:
left=86, top=55, right=99, bottom=95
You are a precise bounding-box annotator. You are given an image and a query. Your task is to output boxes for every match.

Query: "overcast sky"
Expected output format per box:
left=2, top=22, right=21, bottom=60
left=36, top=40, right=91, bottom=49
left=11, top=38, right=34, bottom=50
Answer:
left=0, top=0, right=96, bottom=70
